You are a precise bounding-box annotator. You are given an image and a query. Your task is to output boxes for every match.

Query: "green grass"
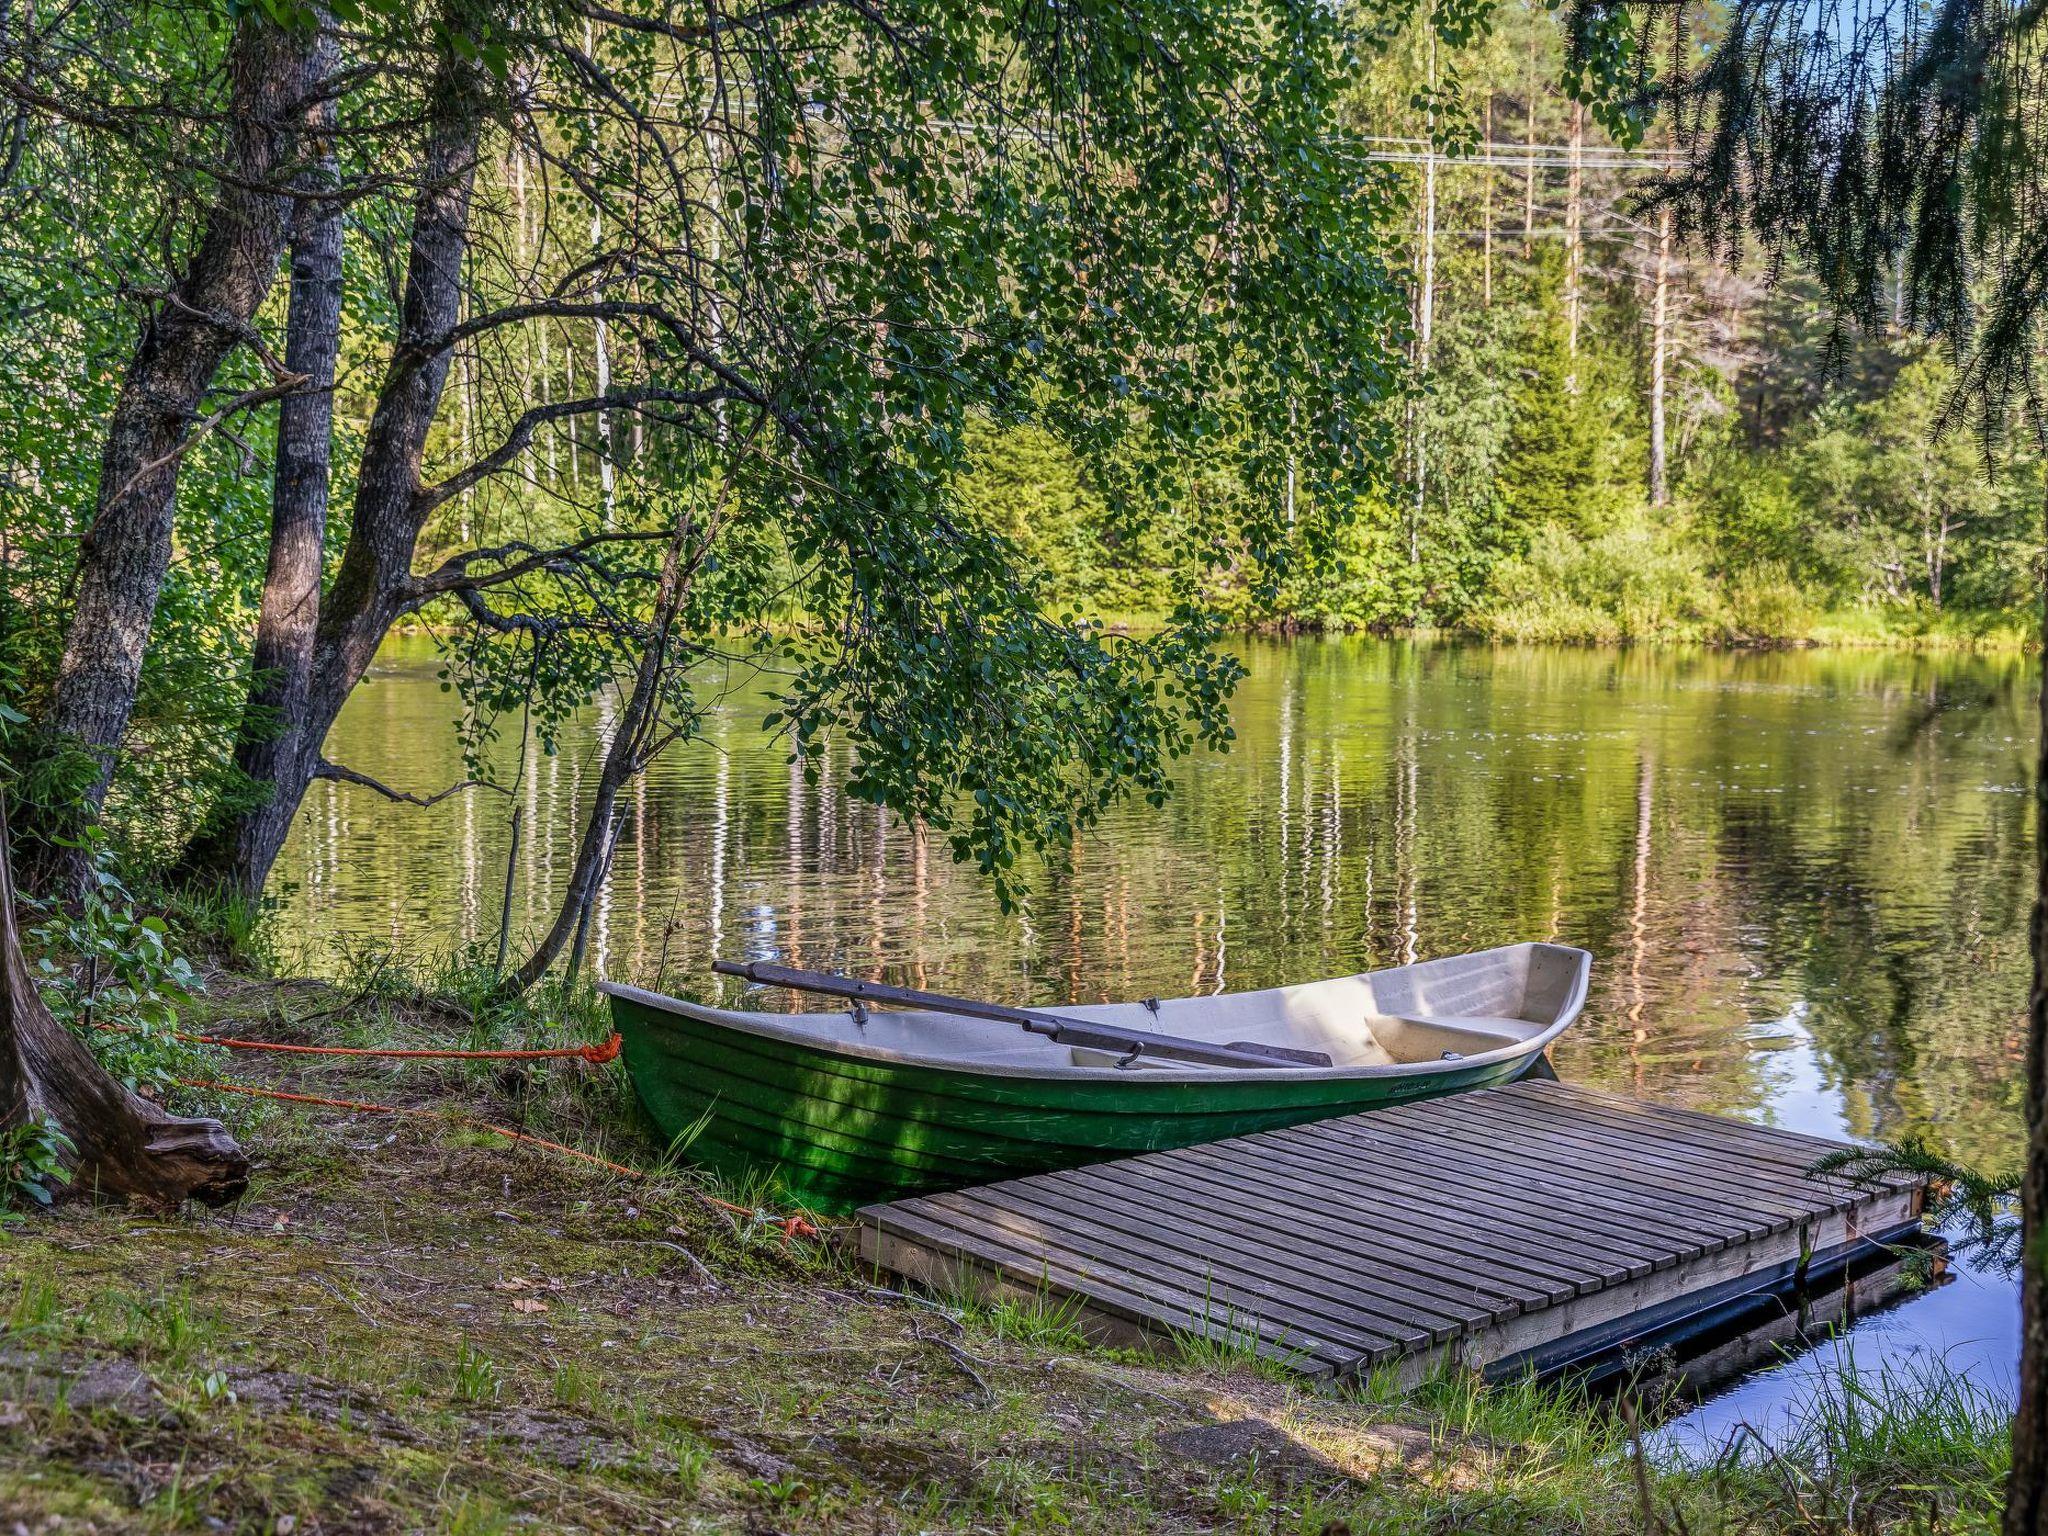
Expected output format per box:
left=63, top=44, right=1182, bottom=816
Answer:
left=1673, top=1350, right=2012, bottom=1534
left=0, top=964, right=2012, bottom=1533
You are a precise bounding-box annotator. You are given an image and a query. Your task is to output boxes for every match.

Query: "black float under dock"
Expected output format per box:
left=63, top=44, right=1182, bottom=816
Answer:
left=858, top=1078, right=1932, bottom=1385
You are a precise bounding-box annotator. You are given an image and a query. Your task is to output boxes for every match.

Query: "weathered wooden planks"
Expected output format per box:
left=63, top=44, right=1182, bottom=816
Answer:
left=858, top=1078, right=1930, bottom=1384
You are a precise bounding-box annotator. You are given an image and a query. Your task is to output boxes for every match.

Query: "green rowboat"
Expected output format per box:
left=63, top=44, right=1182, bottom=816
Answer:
left=601, top=941, right=1591, bottom=1211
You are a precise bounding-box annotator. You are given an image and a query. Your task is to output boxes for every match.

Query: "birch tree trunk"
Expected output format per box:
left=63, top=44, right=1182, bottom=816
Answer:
left=177, top=25, right=345, bottom=898
left=176, top=33, right=492, bottom=906
left=507, top=506, right=702, bottom=993
left=1648, top=203, right=1671, bottom=507
left=27, top=16, right=315, bottom=899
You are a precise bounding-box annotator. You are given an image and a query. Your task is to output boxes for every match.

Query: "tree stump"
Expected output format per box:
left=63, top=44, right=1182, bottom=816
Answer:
left=0, top=795, right=247, bottom=1208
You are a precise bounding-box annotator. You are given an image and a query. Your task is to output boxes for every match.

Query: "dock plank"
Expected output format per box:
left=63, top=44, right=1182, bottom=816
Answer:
left=1042, top=1161, right=1533, bottom=1321
left=860, top=1079, right=1933, bottom=1383
left=1390, top=1096, right=1844, bottom=1224
left=1278, top=1117, right=1745, bottom=1261
left=1077, top=1149, right=1587, bottom=1304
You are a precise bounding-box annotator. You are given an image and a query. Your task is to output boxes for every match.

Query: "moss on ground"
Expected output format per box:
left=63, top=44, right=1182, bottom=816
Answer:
left=0, top=976, right=2009, bottom=1533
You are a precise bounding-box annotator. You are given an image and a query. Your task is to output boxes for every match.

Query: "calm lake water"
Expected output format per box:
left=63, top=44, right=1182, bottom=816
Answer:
left=276, top=635, right=2030, bottom=1441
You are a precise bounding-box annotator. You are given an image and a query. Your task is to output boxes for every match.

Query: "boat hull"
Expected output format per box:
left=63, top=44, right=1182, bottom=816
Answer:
left=607, top=991, right=1545, bottom=1211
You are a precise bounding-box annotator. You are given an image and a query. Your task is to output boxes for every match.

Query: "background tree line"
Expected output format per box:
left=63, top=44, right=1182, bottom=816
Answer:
left=956, top=0, right=2044, bottom=645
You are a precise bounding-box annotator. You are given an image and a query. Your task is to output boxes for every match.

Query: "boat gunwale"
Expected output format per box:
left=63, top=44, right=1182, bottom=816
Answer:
left=598, top=943, right=1591, bottom=1084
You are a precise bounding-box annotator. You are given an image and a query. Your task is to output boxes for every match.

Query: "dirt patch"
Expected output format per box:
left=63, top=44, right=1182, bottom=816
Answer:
left=1159, top=1417, right=1343, bottom=1479
left=230, top=1367, right=423, bottom=1445
left=0, top=1349, right=173, bottom=1425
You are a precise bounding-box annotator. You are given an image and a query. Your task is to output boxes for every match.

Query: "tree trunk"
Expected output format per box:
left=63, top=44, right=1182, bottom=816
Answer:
left=1563, top=99, right=1583, bottom=395
left=175, top=35, right=490, bottom=905
left=1404, top=17, right=1436, bottom=605
left=1521, top=49, right=1535, bottom=256
left=1649, top=203, right=1671, bottom=507
left=26, top=15, right=316, bottom=900
left=506, top=509, right=700, bottom=994
left=178, top=25, right=344, bottom=899
left=2009, top=464, right=2048, bottom=1536
left=1481, top=94, right=1493, bottom=309
left=0, top=794, right=247, bottom=1208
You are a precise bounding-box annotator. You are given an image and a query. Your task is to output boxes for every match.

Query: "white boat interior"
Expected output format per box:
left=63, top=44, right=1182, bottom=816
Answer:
left=603, top=941, right=1593, bottom=1081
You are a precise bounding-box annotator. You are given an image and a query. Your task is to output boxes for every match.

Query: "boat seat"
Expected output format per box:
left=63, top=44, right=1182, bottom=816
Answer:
left=1373, top=1013, right=1536, bottom=1063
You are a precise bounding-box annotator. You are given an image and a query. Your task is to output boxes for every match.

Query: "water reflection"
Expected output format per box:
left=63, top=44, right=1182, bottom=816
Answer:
left=282, top=638, right=2031, bottom=1153
left=276, top=636, right=2031, bottom=1416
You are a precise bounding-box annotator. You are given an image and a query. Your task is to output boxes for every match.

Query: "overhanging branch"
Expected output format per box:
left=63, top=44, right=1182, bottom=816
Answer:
left=413, top=385, right=749, bottom=513
left=411, top=528, right=671, bottom=600
left=311, top=759, right=507, bottom=808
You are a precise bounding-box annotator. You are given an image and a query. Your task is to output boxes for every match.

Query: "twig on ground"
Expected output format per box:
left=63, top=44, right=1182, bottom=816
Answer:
left=610, top=1237, right=723, bottom=1290
left=912, top=1323, right=993, bottom=1398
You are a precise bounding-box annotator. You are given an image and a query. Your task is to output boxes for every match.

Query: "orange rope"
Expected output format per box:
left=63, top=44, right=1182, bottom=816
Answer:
left=702, top=1194, right=821, bottom=1242
left=113, top=1026, right=622, bottom=1065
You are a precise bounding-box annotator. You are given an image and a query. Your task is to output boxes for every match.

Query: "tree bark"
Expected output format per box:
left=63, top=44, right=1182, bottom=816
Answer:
left=173, top=33, right=491, bottom=905
left=1648, top=203, right=1671, bottom=507
left=178, top=25, right=345, bottom=898
left=1563, top=99, right=1583, bottom=395
left=1480, top=93, right=1493, bottom=309
left=2008, top=462, right=2048, bottom=1536
left=26, top=15, right=317, bottom=900
left=1408, top=21, right=1436, bottom=596
left=0, top=794, right=247, bottom=1209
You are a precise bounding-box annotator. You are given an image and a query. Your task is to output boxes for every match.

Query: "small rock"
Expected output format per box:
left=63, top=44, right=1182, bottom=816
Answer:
left=724, top=1439, right=795, bottom=1482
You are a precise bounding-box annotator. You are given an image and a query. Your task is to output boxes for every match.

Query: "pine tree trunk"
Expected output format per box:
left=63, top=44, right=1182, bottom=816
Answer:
left=2009, top=463, right=2048, bottom=1536
left=27, top=16, right=315, bottom=900
left=1521, top=44, right=1535, bottom=256
left=0, top=795, right=247, bottom=1208
left=1563, top=100, right=1583, bottom=395
left=1407, top=21, right=1437, bottom=595
left=1481, top=94, right=1493, bottom=309
left=178, top=25, right=344, bottom=899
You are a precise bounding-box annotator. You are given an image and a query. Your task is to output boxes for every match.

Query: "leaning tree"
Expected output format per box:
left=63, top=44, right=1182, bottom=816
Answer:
left=0, top=4, right=328, bottom=899
left=2, top=0, right=1422, bottom=1161
left=1561, top=0, right=2048, bottom=1525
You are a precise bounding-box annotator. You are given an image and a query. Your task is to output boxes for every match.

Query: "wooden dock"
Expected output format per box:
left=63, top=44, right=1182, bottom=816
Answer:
left=858, top=1078, right=1930, bottom=1384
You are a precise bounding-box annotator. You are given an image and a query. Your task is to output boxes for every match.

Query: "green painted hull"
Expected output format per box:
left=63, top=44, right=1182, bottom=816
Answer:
left=608, top=993, right=1539, bottom=1212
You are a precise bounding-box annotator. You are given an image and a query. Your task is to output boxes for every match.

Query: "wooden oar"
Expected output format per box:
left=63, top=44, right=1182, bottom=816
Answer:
left=711, top=959, right=1331, bottom=1070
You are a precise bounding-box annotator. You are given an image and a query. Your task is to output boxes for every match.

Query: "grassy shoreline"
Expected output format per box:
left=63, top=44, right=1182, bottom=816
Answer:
left=383, top=608, right=2041, bottom=655
left=0, top=969, right=2013, bottom=1533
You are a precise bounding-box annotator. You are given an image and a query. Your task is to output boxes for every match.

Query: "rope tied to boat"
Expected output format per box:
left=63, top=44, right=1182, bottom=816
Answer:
left=701, top=1195, right=821, bottom=1242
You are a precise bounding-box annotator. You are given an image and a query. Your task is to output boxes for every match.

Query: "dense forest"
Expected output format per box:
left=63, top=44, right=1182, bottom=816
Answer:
left=967, top=3, right=2047, bottom=646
